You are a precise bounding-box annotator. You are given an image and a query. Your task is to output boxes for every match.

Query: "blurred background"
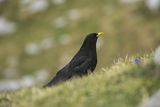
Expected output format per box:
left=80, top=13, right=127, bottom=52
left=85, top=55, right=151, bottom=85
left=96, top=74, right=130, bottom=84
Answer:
left=0, top=0, right=160, bottom=91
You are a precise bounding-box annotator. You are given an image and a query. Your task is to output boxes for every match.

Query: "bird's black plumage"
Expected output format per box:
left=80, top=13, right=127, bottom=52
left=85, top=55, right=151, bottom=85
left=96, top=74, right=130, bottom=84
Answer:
left=44, top=32, right=103, bottom=87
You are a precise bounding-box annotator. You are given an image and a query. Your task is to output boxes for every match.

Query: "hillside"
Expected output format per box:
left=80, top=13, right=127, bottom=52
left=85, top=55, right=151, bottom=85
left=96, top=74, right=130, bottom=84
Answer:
left=0, top=54, right=160, bottom=107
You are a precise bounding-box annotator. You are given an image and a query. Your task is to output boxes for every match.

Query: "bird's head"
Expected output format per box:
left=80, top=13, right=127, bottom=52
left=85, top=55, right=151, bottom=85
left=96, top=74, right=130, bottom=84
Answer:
left=80, top=32, right=104, bottom=50
left=84, top=32, right=104, bottom=43
left=86, top=32, right=104, bottom=39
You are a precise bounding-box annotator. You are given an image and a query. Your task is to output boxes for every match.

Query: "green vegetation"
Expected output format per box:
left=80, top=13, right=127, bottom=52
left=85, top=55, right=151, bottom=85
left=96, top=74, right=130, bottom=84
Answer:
left=0, top=54, right=160, bottom=107
left=0, top=1, right=160, bottom=106
left=0, top=0, right=160, bottom=79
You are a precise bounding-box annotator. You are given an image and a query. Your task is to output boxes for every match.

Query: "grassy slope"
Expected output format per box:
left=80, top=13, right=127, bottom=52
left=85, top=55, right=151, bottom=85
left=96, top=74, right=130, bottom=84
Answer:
left=0, top=54, right=160, bottom=107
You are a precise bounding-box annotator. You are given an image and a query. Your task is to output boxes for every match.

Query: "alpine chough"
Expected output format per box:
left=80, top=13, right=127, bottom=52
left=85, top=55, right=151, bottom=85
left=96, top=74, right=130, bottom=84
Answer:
left=44, top=32, right=104, bottom=87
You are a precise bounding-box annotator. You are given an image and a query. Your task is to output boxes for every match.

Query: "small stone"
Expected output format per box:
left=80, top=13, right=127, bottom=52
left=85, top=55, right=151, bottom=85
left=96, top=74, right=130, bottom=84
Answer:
left=154, top=46, right=160, bottom=65
left=51, top=0, right=65, bottom=5
left=40, top=37, right=55, bottom=50
left=29, top=0, right=49, bottom=13
left=53, top=16, right=67, bottom=28
left=0, top=16, right=17, bottom=35
left=25, top=43, right=41, bottom=55
left=35, top=69, right=49, bottom=81
left=145, top=0, right=160, bottom=12
left=58, top=34, right=71, bottom=45
left=68, top=9, right=81, bottom=21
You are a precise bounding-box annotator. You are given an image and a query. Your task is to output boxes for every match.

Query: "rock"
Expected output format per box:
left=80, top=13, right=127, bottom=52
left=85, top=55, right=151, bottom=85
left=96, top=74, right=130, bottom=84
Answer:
left=140, top=90, right=160, bottom=107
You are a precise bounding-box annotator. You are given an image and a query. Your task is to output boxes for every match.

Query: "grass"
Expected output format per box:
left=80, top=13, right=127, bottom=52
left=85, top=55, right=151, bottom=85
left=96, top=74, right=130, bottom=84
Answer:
left=0, top=54, right=160, bottom=107
left=0, top=1, right=160, bottom=106
left=0, top=0, right=160, bottom=79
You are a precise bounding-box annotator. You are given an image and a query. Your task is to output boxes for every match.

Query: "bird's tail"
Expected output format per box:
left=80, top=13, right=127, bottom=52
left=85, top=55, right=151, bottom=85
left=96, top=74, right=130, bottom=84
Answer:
left=43, top=72, right=72, bottom=88
left=43, top=76, right=61, bottom=88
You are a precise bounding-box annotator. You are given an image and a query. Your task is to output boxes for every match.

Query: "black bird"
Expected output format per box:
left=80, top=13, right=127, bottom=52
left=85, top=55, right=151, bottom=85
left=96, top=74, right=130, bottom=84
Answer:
left=44, top=32, right=104, bottom=87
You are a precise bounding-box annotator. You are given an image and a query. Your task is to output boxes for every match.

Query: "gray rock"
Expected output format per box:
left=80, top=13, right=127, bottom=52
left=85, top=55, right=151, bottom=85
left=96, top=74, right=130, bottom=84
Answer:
left=140, top=90, right=160, bottom=107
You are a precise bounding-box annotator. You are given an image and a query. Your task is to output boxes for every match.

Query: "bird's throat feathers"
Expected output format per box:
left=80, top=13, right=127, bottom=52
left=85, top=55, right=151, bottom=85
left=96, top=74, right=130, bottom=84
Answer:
left=80, top=36, right=97, bottom=52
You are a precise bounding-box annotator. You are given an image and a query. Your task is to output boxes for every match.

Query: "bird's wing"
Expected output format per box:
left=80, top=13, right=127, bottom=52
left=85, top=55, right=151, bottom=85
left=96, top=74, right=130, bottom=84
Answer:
left=69, top=56, right=92, bottom=75
left=69, top=56, right=88, bottom=68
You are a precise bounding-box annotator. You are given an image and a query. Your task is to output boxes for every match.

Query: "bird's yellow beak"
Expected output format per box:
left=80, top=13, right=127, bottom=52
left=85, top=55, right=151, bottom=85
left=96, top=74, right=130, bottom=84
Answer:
left=97, top=32, right=104, bottom=37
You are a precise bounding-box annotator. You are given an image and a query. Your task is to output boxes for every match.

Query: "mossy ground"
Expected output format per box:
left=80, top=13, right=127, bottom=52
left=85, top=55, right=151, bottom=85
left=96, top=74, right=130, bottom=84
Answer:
left=0, top=54, right=160, bottom=107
